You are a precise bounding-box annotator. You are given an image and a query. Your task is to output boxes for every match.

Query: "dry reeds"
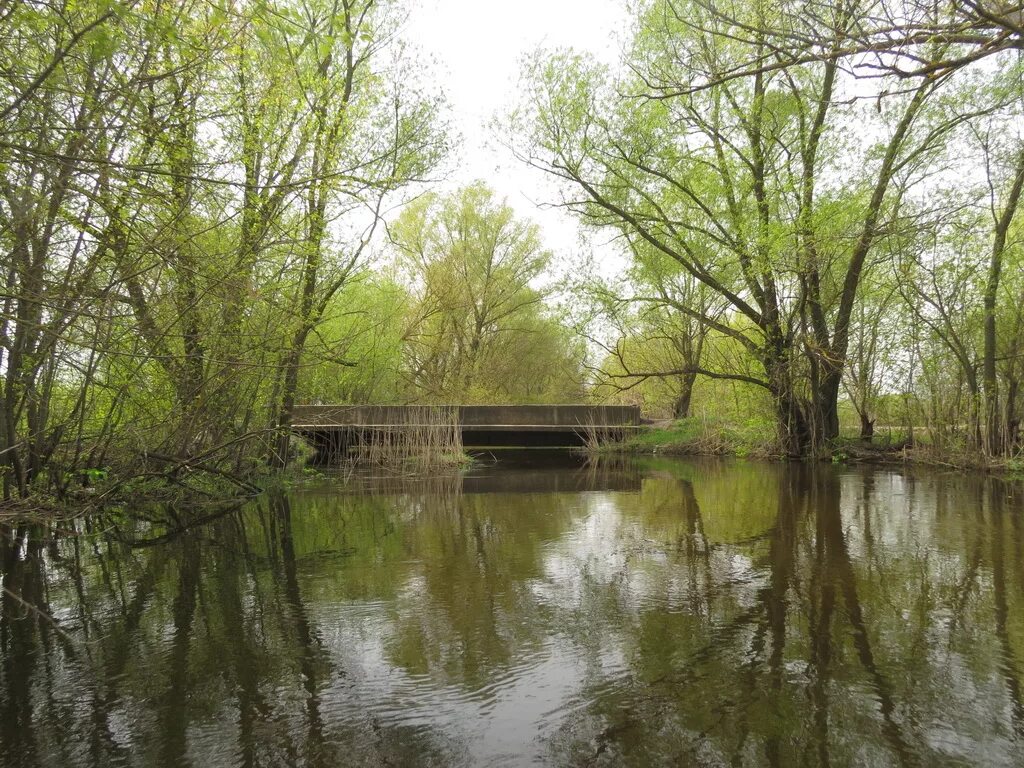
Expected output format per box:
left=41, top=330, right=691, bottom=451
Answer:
left=348, top=406, right=467, bottom=474
left=576, top=417, right=628, bottom=453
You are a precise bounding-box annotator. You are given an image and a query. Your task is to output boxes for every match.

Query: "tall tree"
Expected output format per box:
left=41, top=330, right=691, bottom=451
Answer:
left=0, top=0, right=167, bottom=495
left=390, top=183, right=583, bottom=402
left=513, top=0, right=972, bottom=453
left=578, top=244, right=727, bottom=419
left=267, top=0, right=446, bottom=467
left=0, top=0, right=447, bottom=491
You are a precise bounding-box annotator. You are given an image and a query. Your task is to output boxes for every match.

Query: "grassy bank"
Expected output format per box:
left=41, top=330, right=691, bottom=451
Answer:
left=829, top=439, right=1024, bottom=473
left=604, top=416, right=785, bottom=459
left=599, top=417, right=1024, bottom=474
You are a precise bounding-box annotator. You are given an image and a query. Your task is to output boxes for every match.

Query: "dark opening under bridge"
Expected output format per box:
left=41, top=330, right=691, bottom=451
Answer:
left=291, top=404, right=644, bottom=455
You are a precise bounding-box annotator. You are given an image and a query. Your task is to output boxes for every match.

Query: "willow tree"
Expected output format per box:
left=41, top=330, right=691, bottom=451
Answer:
left=978, top=114, right=1024, bottom=454
left=888, top=107, right=1024, bottom=454
left=0, top=0, right=447, bottom=492
left=648, top=0, right=1024, bottom=452
left=512, top=0, right=973, bottom=454
left=0, top=0, right=171, bottom=496
left=390, top=183, right=584, bottom=403
left=682, top=0, right=1024, bottom=84
left=265, top=0, right=446, bottom=468
left=577, top=236, right=731, bottom=419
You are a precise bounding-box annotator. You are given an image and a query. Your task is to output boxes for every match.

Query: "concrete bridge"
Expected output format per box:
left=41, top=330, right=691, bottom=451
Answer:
left=291, top=404, right=644, bottom=454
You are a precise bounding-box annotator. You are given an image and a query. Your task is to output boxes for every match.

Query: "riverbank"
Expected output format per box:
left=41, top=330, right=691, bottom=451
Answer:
left=607, top=417, right=784, bottom=459
left=603, top=418, right=1024, bottom=474
left=0, top=439, right=477, bottom=523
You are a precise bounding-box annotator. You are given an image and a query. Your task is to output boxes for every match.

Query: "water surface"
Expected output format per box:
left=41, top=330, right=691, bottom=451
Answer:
left=2, top=455, right=1023, bottom=766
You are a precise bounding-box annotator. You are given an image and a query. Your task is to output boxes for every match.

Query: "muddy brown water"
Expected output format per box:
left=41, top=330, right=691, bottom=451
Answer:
left=1, top=454, right=1022, bottom=766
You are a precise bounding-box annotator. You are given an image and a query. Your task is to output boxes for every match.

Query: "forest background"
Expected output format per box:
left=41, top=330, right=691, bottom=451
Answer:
left=3, top=0, right=1024, bottom=500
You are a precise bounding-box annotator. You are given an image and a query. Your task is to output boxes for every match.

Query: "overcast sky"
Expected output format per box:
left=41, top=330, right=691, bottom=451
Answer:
left=402, top=0, right=630, bottom=271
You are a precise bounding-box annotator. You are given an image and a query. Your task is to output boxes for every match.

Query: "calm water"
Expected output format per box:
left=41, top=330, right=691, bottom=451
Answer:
left=2, top=455, right=1023, bottom=767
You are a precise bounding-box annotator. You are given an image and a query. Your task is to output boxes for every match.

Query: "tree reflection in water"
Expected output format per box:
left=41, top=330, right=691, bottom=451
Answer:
left=0, top=458, right=1021, bottom=767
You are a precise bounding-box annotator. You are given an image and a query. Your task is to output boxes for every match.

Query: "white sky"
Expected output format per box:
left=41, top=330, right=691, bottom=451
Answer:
left=401, top=0, right=630, bottom=271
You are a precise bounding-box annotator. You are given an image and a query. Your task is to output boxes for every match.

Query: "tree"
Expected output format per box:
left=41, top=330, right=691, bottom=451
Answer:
left=390, top=183, right=583, bottom=402
left=578, top=239, right=729, bottom=419
left=841, top=271, right=900, bottom=442
left=678, top=0, right=1024, bottom=88
left=0, top=0, right=171, bottom=495
left=265, top=0, right=446, bottom=467
left=979, top=124, right=1024, bottom=453
left=0, top=0, right=447, bottom=491
left=512, top=0, right=963, bottom=454
left=297, top=275, right=410, bottom=404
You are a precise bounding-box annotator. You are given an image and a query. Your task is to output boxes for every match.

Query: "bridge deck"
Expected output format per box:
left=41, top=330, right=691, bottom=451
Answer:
left=291, top=404, right=644, bottom=450
left=291, top=404, right=642, bottom=430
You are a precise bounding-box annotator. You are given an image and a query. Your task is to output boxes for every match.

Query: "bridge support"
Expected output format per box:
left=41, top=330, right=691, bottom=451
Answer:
left=291, top=404, right=644, bottom=458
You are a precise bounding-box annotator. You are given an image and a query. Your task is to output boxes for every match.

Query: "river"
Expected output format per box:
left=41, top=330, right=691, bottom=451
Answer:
left=1, top=454, right=1022, bottom=766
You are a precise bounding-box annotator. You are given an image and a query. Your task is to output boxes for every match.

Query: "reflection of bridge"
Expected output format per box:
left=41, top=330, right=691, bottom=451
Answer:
left=291, top=404, right=644, bottom=453
left=338, top=451, right=644, bottom=494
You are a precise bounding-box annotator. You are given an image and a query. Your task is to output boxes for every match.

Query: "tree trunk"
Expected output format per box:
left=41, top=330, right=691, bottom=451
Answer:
left=859, top=411, right=874, bottom=443
left=270, top=342, right=306, bottom=470
left=269, top=268, right=318, bottom=468
left=673, top=371, right=696, bottom=419
left=761, top=337, right=815, bottom=455
left=765, top=356, right=811, bottom=455
left=983, top=148, right=1024, bottom=455
left=1005, top=376, right=1019, bottom=452
left=817, top=364, right=842, bottom=442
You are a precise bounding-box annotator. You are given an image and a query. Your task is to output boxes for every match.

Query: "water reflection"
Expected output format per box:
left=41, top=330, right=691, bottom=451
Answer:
left=1, top=458, right=1022, bottom=766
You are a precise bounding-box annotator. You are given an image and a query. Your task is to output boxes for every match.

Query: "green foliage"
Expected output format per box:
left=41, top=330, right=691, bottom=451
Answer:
left=298, top=276, right=410, bottom=404
left=607, top=416, right=781, bottom=458
left=5, top=0, right=1024, bottom=495
left=389, top=183, right=585, bottom=403
left=0, top=0, right=447, bottom=492
left=508, top=0, right=1024, bottom=461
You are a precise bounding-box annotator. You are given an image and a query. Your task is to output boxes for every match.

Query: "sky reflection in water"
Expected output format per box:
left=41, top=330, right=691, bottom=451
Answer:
left=1, top=455, right=1023, bottom=767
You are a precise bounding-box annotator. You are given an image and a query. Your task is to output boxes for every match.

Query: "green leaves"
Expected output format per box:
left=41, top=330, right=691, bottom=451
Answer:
left=389, top=183, right=583, bottom=402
